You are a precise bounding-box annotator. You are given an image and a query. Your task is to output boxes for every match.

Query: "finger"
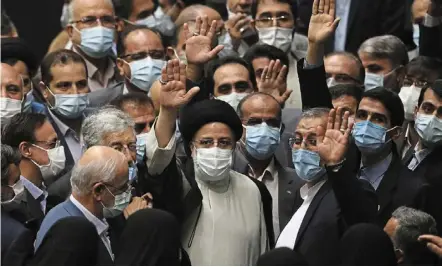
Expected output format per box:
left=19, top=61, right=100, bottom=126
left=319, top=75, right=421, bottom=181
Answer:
left=280, top=89, right=292, bottom=102
left=318, top=0, right=325, bottom=13
left=342, top=110, right=350, bottom=131
left=327, top=108, right=335, bottom=130
left=229, top=13, right=246, bottom=27
left=161, top=64, right=168, bottom=85
left=166, top=60, right=174, bottom=81
left=179, top=61, right=186, bottom=84
left=200, top=15, right=208, bottom=36
left=334, top=107, right=342, bottom=130
left=233, top=18, right=251, bottom=31
left=331, top=17, right=341, bottom=31
left=276, top=65, right=288, bottom=82
left=173, top=59, right=180, bottom=81
left=324, top=0, right=330, bottom=14
left=183, top=86, right=200, bottom=103
left=427, top=243, right=442, bottom=255
left=344, top=120, right=354, bottom=140
left=267, top=60, right=275, bottom=79
left=261, top=66, right=269, bottom=84
left=419, top=235, right=442, bottom=246
left=183, top=23, right=191, bottom=40
left=195, top=16, right=202, bottom=34
left=207, top=45, right=225, bottom=59
left=329, top=0, right=336, bottom=17
left=272, top=60, right=281, bottom=80
left=312, top=0, right=319, bottom=14
left=207, top=20, right=217, bottom=40
left=316, top=125, right=325, bottom=144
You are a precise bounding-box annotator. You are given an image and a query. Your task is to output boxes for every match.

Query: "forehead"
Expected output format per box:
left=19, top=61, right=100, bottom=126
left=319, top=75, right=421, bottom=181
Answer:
left=124, top=29, right=163, bottom=54
left=256, top=0, right=292, bottom=15
left=50, top=62, right=87, bottom=82
left=214, top=63, right=250, bottom=83
left=422, top=88, right=442, bottom=105
left=325, top=55, right=357, bottom=72
left=358, top=52, right=392, bottom=68
left=102, top=127, right=136, bottom=144
left=122, top=101, right=154, bottom=117
left=11, top=60, right=29, bottom=76
left=1, top=64, right=22, bottom=86
left=296, top=116, right=327, bottom=133
left=358, top=97, right=389, bottom=116
left=332, top=95, right=358, bottom=107
left=242, top=96, right=279, bottom=117
left=34, top=120, right=57, bottom=139
left=73, top=0, right=114, bottom=19
left=251, top=57, right=271, bottom=69
left=194, top=122, right=234, bottom=139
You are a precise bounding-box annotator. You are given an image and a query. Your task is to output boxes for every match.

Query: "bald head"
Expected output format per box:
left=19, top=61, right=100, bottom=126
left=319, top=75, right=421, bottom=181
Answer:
left=175, top=4, right=222, bottom=27
left=1, top=63, right=23, bottom=100
left=238, top=92, right=282, bottom=126
left=69, top=0, right=115, bottom=21
left=71, top=146, right=127, bottom=196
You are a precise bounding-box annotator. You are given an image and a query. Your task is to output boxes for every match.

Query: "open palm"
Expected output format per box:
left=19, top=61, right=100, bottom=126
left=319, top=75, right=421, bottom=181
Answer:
left=308, top=0, right=340, bottom=44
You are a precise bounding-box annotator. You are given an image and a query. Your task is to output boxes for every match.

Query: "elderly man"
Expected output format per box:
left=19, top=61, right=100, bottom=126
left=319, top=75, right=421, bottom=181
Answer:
left=384, top=206, right=439, bottom=265
left=358, top=35, right=409, bottom=92
left=35, top=146, right=154, bottom=264
left=1, top=63, right=23, bottom=121
left=324, top=52, right=365, bottom=87
left=66, top=0, right=121, bottom=91
left=275, top=107, right=377, bottom=265
left=145, top=59, right=269, bottom=265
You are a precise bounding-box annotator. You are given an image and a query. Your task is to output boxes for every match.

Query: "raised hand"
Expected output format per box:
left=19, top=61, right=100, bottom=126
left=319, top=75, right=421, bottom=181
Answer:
left=308, top=0, right=340, bottom=44
left=123, top=195, right=149, bottom=219
left=258, top=60, right=292, bottom=104
left=317, top=108, right=353, bottom=166
left=225, top=13, right=252, bottom=41
left=419, top=235, right=442, bottom=258
left=184, top=15, right=224, bottom=65
left=159, top=59, right=200, bottom=110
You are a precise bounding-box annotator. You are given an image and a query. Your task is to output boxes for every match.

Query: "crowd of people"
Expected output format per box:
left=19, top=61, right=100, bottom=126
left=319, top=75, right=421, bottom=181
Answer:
left=1, top=0, right=442, bottom=265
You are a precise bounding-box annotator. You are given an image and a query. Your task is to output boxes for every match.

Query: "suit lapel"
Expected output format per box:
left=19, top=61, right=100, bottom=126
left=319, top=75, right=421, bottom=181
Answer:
left=24, top=189, right=44, bottom=222
left=278, top=167, right=304, bottom=230
left=294, top=180, right=332, bottom=247
left=376, top=156, right=402, bottom=214
left=345, top=0, right=362, bottom=45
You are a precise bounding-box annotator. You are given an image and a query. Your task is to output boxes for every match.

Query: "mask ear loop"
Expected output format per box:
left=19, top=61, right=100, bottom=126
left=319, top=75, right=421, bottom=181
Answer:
left=45, top=86, right=56, bottom=109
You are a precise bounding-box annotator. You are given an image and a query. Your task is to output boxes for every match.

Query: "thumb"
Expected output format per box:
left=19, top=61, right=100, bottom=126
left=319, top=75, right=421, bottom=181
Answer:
left=331, top=17, right=341, bottom=31
left=208, top=45, right=224, bottom=59
left=183, top=86, right=200, bottom=102
left=280, top=89, right=293, bottom=103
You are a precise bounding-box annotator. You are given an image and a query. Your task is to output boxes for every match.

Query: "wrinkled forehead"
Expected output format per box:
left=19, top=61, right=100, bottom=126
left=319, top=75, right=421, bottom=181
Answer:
left=295, top=116, right=327, bottom=134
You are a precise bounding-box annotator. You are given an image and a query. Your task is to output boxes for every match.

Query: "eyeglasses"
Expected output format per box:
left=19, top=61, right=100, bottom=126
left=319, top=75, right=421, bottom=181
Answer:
left=33, top=140, right=61, bottom=150
left=217, top=81, right=252, bottom=95
left=71, top=15, right=118, bottom=28
left=120, top=50, right=165, bottom=62
left=111, top=143, right=137, bottom=153
left=103, top=183, right=133, bottom=195
left=402, top=77, right=429, bottom=88
left=255, top=15, right=292, bottom=27
left=289, top=136, right=317, bottom=149
left=192, top=138, right=234, bottom=149
left=243, top=118, right=281, bottom=128
left=134, top=121, right=154, bottom=134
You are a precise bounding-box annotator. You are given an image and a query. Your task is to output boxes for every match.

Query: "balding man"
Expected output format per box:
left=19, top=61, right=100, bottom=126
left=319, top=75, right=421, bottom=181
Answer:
left=66, top=0, right=121, bottom=91
left=1, top=63, right=23, bottom=120
left=35, top=146, right=151, bottom=264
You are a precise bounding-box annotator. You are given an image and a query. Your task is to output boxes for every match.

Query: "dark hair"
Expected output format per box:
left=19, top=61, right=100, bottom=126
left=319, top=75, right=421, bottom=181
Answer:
left=417, top=79, right=442, bottom=108
left=1, top=144, right=21, bottom=185
left=406, top=56, right=442, bottom=82
left=326, top=51, right=365, bottom=82
left=1, top=11, right=14, bottom=36
left=117, top=24, right=165, bottom=56
left=113, top=0, right=159, bottom=20
left=40, top=49, right=88, bottom=86
left=206, top=56, right=258, bottom=95
left=110, top=92, right=154, bottom=109
left=243, top=44, right=290, bottom=74
left=362, top=87, right=404, bottom=128
left=251, top=0, right=297, bottom=20
left=329, top=84, right=364, bottom=103
left=237, top=92, right=282, bottom=120
left=1, top=113, right=48, bottom=148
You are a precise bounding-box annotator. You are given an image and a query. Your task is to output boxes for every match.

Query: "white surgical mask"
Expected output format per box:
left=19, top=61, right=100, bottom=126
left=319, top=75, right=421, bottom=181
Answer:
left=194, top=147, right=232, bottom=182
left=364, top=72, right=384, bottom=91
left=216, top=92, right=248, bottom=111
left=127, top=57, right=164, bottom=92
left=399, top=85, right=422, bottom=121
left=326, top=77, right=338, bottom=88
left=47, top=87, right=89, bottom=119
left=257, top=27, right=293, bottom=52
left=2, top=179, right=25, bottom=205
left=0, top=97, right=22, bottom=118
left=30, top=144, right=66, bottom=182
left=414, top=113, right=442, bottom=148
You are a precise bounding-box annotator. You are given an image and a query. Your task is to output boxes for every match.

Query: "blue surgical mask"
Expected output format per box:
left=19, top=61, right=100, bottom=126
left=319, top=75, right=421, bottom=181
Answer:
left=245, top=122, right=280, bottom=160
left=414, top=113, right=442, bottom=148
left=136, top=132, right=149, bottom=163
left=47, top=87, right=89, bottom=119
left=128, top=164, right=138, bottom=182
left=136, top=14, right=175, bottom=37
left=364, top=72, right=384, bottom=91
left=352, top=121, right=393, bottom=154
left=292, top=149, right=326, bottom=182
left=75, top=26, right=114, bottom=58
left=127, top=57, right=164, bottom=93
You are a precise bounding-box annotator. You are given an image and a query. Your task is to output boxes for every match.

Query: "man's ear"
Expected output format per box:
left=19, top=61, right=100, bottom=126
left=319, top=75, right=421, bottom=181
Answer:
left=396, top=65, right=406, bottom=85
left=18, top=142, right=32, bottom=159
left=66, top=25, right=74, bottom=38
left=390, top=126, right=403, bottom=140
left=166, top=47, right=177, bottom=60
left=92, top=183, right=106, bottom=202
left=116, top=58, right=126, bottom=76
left=39, top=82, right=50, bottom=101
left=395, top=248, right=404, bottom=264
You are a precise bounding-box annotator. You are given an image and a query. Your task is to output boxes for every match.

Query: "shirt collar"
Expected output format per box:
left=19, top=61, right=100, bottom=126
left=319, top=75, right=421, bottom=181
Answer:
left=256, top=158, right=277, bottom=182
left=360, top=153, right=393, bottom=182
left=71, top=45, right=116, bottom=81
left=47, top=108, right=71, bottom=136
left=69, top=195, right=109, bottom=235
left=414, top=142, right=433, bottom=163
left=20, top=176, right=47, bottom=200
left=299, top=179, right=327, bottom=200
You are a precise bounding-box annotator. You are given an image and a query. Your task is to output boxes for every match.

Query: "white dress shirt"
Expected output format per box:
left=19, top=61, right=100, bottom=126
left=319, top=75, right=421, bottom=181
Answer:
left=20, top=176, right=47, bottom=214
left=70, top=195, right=114, bottom=261
left=334, top=0, right=351, bottom=51
left=276, top=179, right=326, bottom=249
left=408, top=142, right=433, bottom=171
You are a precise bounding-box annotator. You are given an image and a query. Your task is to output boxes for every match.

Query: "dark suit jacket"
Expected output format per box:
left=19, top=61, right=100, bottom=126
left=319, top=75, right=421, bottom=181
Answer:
left=291, top=162, right=377, bottom=265
left=297, top=0, right=414, bottom=54
left=88, top=82, right=124, bottom=108
left=1, top=209, right=34, bottom=266
left=419, top=23, right=442, bottom=60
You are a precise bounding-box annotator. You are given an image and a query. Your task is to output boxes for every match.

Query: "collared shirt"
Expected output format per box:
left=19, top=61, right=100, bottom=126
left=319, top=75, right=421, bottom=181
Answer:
left=408, top=142, right=433, bottom=171
left=401, top=124, right=413, bottom=159
left=334, top=0, right=351, bottom=51
left=47, top=108, right=82, bottom=163
left=359, top=153, right=393, bottom=190
left=275, top=179, right=327, bottom=249
left=69, top=195, right=114, bottom=261
left=423, top=13, right=442, bottom=27
left=65, top=41, right=119, bottom=92
left=20, top=176, right=47, bottom=214
left=248, top=158, right=280, bottom=237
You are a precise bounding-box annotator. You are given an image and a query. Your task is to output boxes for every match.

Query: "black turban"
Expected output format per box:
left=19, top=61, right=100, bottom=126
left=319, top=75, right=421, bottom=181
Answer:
left=179, top=99, right=243, bottom=151
left=1, top=37, right=38, bottom=76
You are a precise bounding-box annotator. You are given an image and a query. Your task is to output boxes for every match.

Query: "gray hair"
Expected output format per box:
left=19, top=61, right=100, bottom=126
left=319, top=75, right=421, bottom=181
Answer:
left=391, top=206, right=438, bottom=252
left=81, top=106, right=135, bottom=149
left=1, top=144, right=21, bottom=184
left=69, top=0, right=115, bottom=22
left=70, top=151, right=126, bottom=196
left=300, top=107, right=331, bottom=120
left=358, top=35, right=409, bottom=68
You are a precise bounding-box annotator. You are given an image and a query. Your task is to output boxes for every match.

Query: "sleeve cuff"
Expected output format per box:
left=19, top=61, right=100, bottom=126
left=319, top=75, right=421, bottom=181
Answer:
left=303, top=58, right=323, bottom=70
left=145, top=120, right=177, bottom=175
left=423, top=13, right=442, bottom=27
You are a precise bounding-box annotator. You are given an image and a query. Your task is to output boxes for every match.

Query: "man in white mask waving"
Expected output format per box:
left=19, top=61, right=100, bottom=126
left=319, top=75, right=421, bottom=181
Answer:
left=145, top=59, right=270, bottom=265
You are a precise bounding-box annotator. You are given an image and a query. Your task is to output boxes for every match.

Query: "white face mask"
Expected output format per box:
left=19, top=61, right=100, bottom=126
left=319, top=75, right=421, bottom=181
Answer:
left=30, top=144, right=66, bottom=182
left=399, top=85, right=422, bottom=121
left=326, top=77, right=338, bottom=88
left=193, top=147, right=232, bottom=182
left=257, top=27, right=293, bottom=52
left=364, top=72, right=384, bottom=91
left=216, top=92, right=248, bottom=111
left=2, top=178, right=25, bottom=204
left=0, top=97, right=22, bottom=118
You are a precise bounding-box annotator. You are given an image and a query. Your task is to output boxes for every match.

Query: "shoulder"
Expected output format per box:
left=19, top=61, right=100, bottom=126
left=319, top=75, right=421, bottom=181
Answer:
left=230, top=170, right=262, bottom=195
